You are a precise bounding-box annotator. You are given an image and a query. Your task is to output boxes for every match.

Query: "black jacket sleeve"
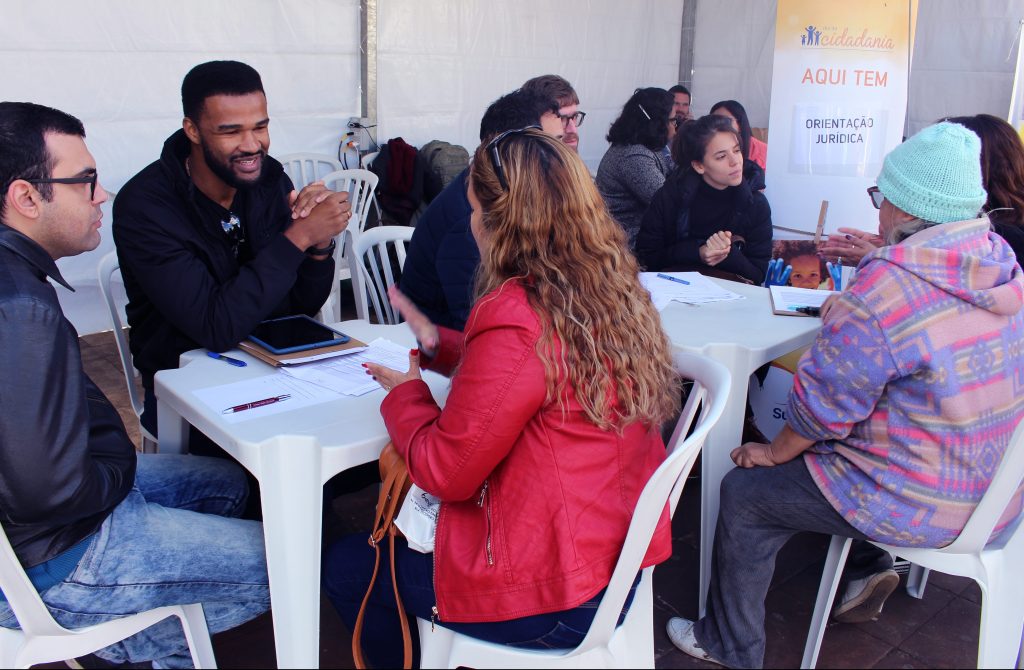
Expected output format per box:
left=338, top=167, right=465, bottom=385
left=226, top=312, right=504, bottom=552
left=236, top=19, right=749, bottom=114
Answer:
left=0, top=298, right=135, bottom=527
left=715, top=193, right=774, bottom=284
left=637, top=183, right=675, bottom=271
left=114, top=183, right=333, bottom=353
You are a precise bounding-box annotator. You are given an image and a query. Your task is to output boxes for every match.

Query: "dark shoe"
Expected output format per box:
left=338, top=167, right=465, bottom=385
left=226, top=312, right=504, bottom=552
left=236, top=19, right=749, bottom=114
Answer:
left=833, top=569, right=900, bottom=623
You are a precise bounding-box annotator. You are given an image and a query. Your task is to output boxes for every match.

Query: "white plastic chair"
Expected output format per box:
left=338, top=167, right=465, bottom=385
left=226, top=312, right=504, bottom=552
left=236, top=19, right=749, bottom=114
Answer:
left=802, top=419, right=1024, bottom=669
left=416, top=351, right=732, bottom=669
left=317, top=169, right=380, bottom=323
left=0, top=524, right=216, bottom=668
left=352, top=226, right=413, bottom=325
left=276, top=153, right=342, bottom=190
left=97, top=252, right=157, bottom=453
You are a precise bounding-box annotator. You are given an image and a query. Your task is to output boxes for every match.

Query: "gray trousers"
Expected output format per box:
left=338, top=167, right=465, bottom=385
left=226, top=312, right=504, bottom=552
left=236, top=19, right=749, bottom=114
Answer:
left=694, top=458, right=891, bottom=669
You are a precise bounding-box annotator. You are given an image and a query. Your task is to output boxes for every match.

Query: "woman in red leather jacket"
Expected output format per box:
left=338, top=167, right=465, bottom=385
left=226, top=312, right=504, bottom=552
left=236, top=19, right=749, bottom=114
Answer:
left=324, top=128, right=679, bottom=667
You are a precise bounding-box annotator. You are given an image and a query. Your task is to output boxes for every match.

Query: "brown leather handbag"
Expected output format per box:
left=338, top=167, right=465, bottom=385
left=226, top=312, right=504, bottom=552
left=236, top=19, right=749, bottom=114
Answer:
left=353, top=442, right=414, bottom=669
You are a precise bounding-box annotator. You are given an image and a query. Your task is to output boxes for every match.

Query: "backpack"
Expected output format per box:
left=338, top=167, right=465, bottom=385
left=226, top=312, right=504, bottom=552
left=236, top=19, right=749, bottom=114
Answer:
left=370, top=138, right=424, bottom=226
left=419, top=140, right=470, bottom=204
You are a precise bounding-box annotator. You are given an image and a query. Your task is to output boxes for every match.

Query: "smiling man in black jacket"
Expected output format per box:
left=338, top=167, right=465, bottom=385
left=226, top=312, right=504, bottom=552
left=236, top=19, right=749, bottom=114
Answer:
left=0, top=101, right=270, bottom=667
left=114, top=60, right=350, bottom=436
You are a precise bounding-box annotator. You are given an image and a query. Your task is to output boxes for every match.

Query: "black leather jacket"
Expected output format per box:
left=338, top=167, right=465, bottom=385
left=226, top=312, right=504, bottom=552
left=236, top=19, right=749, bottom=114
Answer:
left=0, top=226, right=136, bottom=568
left=113, top=130, right=335, bottom=392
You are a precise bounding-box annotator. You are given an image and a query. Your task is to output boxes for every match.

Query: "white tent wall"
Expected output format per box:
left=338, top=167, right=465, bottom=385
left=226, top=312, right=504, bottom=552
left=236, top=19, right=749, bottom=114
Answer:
left=376, top=0, right=685, bottom=174
left=689, top=0, right=1024, bottom=133
left=5, top=0, right=683, bottom=335
left=2, top=0, right=361, bottom=335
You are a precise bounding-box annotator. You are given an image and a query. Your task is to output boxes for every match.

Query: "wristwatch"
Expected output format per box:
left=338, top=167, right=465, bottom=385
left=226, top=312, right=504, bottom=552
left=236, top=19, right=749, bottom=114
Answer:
left=307, top=238, right=336, bottom=256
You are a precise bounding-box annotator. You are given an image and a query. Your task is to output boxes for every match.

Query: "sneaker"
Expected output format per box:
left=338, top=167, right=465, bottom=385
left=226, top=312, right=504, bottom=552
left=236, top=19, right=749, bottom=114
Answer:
left=665, top=617, right=726, bottom=666
left=833, top=568, right=899, bottom=623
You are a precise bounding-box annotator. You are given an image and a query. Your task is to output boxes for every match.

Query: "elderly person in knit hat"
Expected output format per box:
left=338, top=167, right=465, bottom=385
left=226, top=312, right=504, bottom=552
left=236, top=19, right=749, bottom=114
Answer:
left=665, top=122, right=1024, bottom=669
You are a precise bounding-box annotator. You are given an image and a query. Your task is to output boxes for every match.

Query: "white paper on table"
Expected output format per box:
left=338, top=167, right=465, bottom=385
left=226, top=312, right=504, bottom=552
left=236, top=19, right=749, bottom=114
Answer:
left=769, top=285, right=838, bottom=310
left=274, top=345, right=367, bottom=365
left=639, top=272, right=746, bottom=309
left=192, top=373, right=342, bottom=423
left=282, top=338, right=413, bottom=396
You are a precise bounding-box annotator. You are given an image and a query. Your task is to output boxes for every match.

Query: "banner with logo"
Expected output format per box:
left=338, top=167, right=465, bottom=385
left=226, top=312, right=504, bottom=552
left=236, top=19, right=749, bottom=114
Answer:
left=765, top=0, right=916, bottom=236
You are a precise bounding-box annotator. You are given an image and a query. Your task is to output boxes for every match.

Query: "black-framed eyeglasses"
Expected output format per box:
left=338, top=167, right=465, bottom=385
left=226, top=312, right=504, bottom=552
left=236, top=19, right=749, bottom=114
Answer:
left=560, top=111, right=586, bottom=129
left=25, top=173, right=98, bottom=201
left=486, top=125, right=541, bottom=191
left=867, top=186, right=884, bottom=210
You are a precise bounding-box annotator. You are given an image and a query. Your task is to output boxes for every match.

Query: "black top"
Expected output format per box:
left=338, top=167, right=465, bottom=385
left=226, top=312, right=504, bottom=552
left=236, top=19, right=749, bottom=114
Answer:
left=113, top=130, right=336, bottom=392
left=636, top=169, right=773, bottom=284
left=0, top=225, right=135, bottom=567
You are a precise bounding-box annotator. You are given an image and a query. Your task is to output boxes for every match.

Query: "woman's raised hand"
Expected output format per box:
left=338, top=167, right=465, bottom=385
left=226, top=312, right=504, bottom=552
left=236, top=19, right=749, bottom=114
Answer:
left=819, top=227, right=882, bottom=265
left=388, top=285, right=439, bottom=357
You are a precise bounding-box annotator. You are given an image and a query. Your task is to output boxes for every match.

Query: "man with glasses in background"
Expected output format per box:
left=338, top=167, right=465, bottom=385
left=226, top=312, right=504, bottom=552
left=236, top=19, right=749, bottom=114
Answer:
left=113, top=60, right=351, bottom=441
left=400, top=87, right=566, bottom=331
left=0, top=101, right=269, bottom=667
left=522, top=73, right=585, bottom=152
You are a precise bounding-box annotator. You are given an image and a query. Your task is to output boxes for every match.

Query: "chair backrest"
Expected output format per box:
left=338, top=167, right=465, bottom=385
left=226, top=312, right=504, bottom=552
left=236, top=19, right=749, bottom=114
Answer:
left=572, top=351, right=731, bottom=656
left=360, top=150, right=380, bottom=169
left=276, top=153, right=343, bottom=190
left=97, top=252, right=143, bottom=420
left=943, top=418, right=1024, bottom=554
left=0, top=521, right=74, bottom=638
left=353, top=226, right=413, bottom=325
left=321, top=169, right=380, bottom=234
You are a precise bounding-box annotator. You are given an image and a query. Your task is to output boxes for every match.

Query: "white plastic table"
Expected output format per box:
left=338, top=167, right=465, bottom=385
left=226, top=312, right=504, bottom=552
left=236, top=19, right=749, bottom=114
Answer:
left=154, top=321, right=450, bottom=669
left=658, top=279, right=822, bottom=616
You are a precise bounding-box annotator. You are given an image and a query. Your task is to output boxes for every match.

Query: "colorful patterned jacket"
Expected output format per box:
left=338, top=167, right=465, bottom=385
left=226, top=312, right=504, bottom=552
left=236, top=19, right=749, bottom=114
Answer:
left=790, top=218, right=1024, bottom=547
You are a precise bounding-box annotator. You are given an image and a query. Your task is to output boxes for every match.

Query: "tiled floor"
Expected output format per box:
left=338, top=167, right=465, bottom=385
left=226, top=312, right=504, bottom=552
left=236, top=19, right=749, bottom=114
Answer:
left=78, top=330, right=986, bottom=669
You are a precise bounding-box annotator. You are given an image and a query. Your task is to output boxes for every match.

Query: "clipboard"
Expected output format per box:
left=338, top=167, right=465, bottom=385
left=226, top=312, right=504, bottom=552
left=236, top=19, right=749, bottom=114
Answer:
left=768, top=285, right=837, bottom=317
left=238, top=336, right=368, bottom=367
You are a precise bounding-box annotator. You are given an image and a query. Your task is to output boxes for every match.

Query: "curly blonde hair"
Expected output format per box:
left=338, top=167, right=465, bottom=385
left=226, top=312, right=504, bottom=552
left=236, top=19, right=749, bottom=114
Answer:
left=469, top=129, right=679, bottom=430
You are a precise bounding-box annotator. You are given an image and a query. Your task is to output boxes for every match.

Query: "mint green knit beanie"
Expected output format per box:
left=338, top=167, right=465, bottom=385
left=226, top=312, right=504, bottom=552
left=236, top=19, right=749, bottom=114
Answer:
left=876, top=121, right=986, bottom=224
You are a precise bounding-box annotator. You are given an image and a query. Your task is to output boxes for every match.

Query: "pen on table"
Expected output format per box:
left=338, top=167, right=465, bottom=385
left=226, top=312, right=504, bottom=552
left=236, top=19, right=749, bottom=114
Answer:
left=207, top=351, right=247, bottom=367
left=221, top=394, right=290, bottom=415
left=657, top=273, right=690, bottom=286
left=794, top=306, right=821, bottom=317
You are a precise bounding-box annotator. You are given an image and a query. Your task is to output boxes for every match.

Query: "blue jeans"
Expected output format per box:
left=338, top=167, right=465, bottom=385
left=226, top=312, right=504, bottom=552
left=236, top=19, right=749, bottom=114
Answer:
left=694, top=459, right=884, bottom=669
left=0, top=455, right=270, bottom=668
left=323, top=533, right=638, bottom=669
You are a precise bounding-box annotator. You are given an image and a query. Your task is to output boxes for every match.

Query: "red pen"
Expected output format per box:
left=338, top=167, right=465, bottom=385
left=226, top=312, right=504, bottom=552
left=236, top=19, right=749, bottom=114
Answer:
left=221, top=394, right=291, bottom=414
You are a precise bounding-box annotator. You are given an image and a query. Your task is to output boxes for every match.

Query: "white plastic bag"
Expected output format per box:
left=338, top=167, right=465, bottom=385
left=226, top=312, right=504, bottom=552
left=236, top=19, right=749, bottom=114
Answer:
left=395, top=484, right=440, bottom=553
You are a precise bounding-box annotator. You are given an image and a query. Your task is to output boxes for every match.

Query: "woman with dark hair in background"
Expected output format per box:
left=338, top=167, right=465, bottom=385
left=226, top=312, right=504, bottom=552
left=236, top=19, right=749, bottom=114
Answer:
left=596, top=87, right=677, bottom=250
left=711, top=99, right=768, bottom=171
left=820, top=113, right=1024, bottom=264
left=638, top=115, right=773, bottom=284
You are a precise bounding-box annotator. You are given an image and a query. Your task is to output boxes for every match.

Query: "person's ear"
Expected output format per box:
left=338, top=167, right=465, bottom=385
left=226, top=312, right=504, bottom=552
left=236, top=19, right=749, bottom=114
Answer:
left=5, top=180, right=43, bottom=220
left=182, top=117, right=201, bottom=145
left=691, top=160, right=705, bottom=175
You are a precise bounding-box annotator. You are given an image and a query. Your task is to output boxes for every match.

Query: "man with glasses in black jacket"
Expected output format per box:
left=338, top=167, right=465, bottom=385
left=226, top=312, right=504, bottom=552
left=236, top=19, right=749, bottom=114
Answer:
left=0, top=100, right=269, bottom=668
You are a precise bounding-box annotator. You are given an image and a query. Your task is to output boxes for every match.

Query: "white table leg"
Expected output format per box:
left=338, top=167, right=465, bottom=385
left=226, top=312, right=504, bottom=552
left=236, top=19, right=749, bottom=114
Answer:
left=256, top=435, right=325, bottom=669
left=155, top=394, right=188, bottom=454
left=698, top=352, right=749, bottom=618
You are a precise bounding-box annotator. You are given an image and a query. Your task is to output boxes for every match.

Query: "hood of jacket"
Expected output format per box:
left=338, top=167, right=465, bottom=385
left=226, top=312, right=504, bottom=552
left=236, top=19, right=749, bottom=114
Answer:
left=866, top=217, right=1023, bottom=316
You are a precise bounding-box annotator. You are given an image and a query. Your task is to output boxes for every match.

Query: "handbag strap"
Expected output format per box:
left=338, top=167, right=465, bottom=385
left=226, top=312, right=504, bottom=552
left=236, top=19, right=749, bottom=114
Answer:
left=353, top=462, right=414, bottom=669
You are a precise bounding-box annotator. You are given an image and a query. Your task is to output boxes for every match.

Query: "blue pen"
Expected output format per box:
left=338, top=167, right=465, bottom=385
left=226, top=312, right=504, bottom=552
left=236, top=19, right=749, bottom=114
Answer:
left=207, top=351, right=247, bottom=367
left=657, top=273, right=690, bottom=286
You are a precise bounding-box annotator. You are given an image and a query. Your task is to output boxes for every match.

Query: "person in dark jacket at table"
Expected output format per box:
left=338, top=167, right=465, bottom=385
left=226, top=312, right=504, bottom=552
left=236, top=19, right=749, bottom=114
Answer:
left=113, top=60, right=351, bottom=437
left=638, top=115, right=772, bottom=284
left=0, top=100, right=268, bottom=668
left=399, top=88, right=561, bottom=331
